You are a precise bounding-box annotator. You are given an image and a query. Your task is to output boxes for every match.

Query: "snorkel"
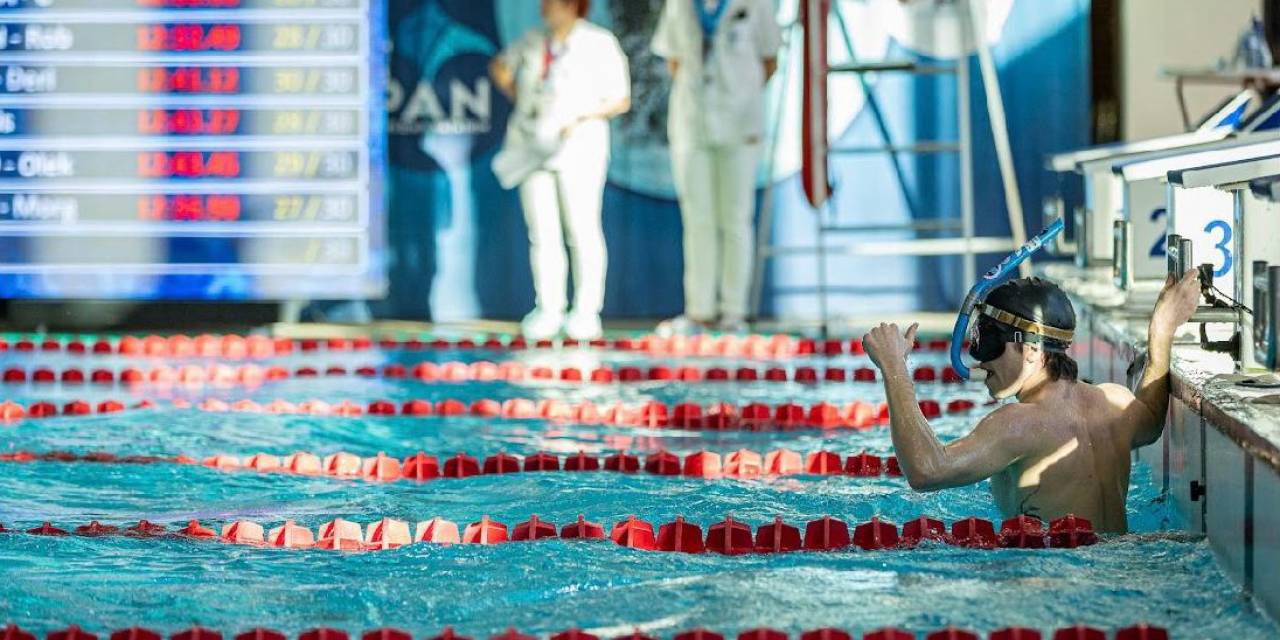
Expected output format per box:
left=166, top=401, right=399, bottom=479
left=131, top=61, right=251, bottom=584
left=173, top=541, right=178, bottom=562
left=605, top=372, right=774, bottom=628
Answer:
left=950, top=219, right=1066, bottom=380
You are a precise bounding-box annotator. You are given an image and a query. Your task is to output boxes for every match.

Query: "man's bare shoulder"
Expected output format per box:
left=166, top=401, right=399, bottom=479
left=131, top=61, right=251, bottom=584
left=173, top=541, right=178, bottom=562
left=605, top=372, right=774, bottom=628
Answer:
left=975, top=403, right=1044, bottom=441
left=1094, top=382, right=1137, bottom=401
left=982, top=402, right=1040, bottom=421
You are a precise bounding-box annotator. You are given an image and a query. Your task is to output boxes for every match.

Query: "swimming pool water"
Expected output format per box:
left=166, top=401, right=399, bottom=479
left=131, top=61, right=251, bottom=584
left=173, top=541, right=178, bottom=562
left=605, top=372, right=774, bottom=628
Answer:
left=0, top=339, right=1277, bottom=638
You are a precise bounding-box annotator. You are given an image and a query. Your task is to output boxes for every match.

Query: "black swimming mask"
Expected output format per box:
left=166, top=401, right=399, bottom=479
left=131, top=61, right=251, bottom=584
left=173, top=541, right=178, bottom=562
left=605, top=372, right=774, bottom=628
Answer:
left=968, top=314, right=1010, bottom=363
left=967, top=277, right=1077, bottom=364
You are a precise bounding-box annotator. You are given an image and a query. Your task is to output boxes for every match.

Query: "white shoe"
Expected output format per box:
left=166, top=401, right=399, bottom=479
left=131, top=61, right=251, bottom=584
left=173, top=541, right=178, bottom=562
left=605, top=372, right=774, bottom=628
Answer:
left=655, top=314, right=711, bottom=338
left=520, top=307, right=564, bottom=340
left=563, top=311, right=603, bottom=340
left=716, top=316, right=749, bottom=334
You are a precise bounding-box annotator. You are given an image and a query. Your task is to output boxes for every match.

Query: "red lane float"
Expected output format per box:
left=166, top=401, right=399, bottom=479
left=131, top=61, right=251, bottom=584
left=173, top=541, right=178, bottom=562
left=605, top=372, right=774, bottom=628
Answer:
left=1, top=626, right=1168, bottom=640
left=171, top=397, right=979, bottom=430
left=0, top=515, right=1098, bottom=554
left=0, top=449, right=905, bottom=483
left=0, top=363, right=970, bottom=389
left=0, top=400, right=153, bottom=422
left=19, top=332, right=957, bottom=360
left=756, top=517, right=803, bottom=553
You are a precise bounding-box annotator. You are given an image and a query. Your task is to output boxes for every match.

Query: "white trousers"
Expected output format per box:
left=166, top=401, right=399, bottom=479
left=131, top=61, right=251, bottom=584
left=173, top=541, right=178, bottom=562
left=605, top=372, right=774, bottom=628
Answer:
left=519, top=161, right=609, bottom=316
left=671, top=143, right=761, bottom=321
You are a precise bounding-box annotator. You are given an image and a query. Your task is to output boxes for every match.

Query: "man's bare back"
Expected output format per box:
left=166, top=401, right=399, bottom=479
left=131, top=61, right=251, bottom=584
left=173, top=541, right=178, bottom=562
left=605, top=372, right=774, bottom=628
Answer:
left=861, top=272, right=1201, bottom=535
left=988, top=383, right=1144, bottom=533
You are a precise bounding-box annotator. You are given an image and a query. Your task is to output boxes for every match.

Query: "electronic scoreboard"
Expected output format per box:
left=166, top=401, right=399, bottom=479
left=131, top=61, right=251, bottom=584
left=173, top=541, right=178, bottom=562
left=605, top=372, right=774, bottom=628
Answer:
left=0, top=0, right=387, bottom=300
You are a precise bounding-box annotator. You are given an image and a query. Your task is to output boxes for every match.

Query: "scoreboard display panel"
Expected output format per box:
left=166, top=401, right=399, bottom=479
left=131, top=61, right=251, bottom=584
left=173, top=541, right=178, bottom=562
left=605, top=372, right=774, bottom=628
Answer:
left=0, top=0, right=387, bottom=300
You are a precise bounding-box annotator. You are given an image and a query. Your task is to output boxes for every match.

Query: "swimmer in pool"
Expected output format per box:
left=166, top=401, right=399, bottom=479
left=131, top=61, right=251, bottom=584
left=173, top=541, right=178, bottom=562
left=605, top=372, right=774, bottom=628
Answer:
left=862, top=271, right=1202, bottom=533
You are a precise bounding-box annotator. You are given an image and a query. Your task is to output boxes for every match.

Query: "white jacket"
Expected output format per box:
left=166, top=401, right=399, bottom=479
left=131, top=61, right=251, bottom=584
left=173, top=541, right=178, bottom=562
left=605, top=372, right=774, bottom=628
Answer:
left=494, top=20, right=630, bottom=188
left=652, top=0, right=782, bottom=151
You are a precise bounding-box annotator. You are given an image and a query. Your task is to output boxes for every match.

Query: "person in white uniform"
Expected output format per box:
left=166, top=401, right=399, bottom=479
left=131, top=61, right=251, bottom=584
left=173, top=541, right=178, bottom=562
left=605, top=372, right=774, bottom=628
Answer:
left=490, top=0, right=631, bottom=340
left=652, top=0, right=781, bottom=335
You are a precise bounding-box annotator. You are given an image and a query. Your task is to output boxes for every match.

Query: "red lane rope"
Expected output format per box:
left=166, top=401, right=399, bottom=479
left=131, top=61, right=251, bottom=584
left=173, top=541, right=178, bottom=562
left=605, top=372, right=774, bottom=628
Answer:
left=0, top=623, right=1170, bottom=640
left=175, top=397, right=980, bottom=429
left=0, top=449, right=903, bottom=481
left=0, top=395, right=985, bottom=431
left=0, top=513, right=1100, bottom=552
left=0, top=362, right=966, bottom=388
left=0, top=400, right=154, bottom=421
left=0, top=334, right=960, bottom=361
left=0, top=397, right=982, bottom=428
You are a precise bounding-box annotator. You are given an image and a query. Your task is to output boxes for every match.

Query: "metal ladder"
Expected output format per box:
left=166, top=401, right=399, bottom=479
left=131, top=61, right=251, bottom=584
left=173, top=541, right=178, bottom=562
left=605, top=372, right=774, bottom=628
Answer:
left=750, top=0, right=1028, bottom=334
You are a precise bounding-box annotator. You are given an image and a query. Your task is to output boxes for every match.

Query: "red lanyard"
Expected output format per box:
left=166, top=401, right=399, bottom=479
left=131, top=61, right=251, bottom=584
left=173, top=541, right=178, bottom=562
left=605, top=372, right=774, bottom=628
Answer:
left=542, top=37, right=565, bottom=81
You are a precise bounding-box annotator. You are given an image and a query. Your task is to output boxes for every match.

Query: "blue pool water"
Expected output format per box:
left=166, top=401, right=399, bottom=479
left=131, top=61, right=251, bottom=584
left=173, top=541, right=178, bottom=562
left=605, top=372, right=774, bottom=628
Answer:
left=0, top=339, right=1277, bottom=638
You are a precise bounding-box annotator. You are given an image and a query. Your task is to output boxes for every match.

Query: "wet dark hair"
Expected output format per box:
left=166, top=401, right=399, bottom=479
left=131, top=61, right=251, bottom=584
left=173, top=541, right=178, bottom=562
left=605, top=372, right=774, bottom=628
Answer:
left=1044, top=351, right=1079, bottom=382
left=1011, top=343, right=1079, bottom=382
left=552, top=0, right=590, bottom=17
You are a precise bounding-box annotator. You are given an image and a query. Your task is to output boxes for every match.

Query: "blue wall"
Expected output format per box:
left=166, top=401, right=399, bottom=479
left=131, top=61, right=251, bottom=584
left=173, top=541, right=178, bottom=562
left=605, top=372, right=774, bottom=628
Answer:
left=376, top=0, right=1091, bottom=321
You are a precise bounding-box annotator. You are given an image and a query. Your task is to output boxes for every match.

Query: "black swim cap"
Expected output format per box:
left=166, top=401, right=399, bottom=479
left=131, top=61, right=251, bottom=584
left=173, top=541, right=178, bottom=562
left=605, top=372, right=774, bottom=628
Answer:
left=969, top=277, right=1075, bottom=362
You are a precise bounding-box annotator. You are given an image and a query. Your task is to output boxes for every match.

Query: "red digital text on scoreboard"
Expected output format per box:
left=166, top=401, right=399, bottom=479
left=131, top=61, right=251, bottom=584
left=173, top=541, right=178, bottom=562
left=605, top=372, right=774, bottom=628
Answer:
left=136, top=0, right=243, bottom=7
left=136, top=67, right=241, bottom=94
left=137, top=151, right=241, bottom=179
left=136, top=194, right=243, bottom=221
left=137, top=110, right=243, bottom=135
left=136, top=24, right=242, bottom=52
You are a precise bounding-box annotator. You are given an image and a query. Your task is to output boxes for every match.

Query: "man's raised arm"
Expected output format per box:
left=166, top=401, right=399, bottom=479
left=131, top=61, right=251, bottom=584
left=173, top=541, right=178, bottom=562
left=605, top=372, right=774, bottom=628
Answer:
left=863, top=323, right=1032, bottom=491
left=1126, top=270, right=1201, bottom=448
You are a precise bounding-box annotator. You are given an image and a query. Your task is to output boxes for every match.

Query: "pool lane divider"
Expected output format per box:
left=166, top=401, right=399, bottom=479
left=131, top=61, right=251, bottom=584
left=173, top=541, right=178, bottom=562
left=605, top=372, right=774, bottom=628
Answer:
left=1, top=362, right=968, bottom=388
left=0, top=513, right=1100, bottom=553
left=0, top=333, right=959, bottom=361
left=0, top=449, right=904, bottom=481
left=183, top=397, right=979, bottom=427
left=0, top=397, right=982, bottom=427
left=0, top=400, right=154, bottom=421
left=0, top=623, right=1173, bottom=640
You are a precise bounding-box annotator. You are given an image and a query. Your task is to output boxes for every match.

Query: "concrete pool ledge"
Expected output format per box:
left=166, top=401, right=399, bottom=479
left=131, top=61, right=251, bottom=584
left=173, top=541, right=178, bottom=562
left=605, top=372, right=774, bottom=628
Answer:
left=1045, top=263, right=1280, bottom=624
